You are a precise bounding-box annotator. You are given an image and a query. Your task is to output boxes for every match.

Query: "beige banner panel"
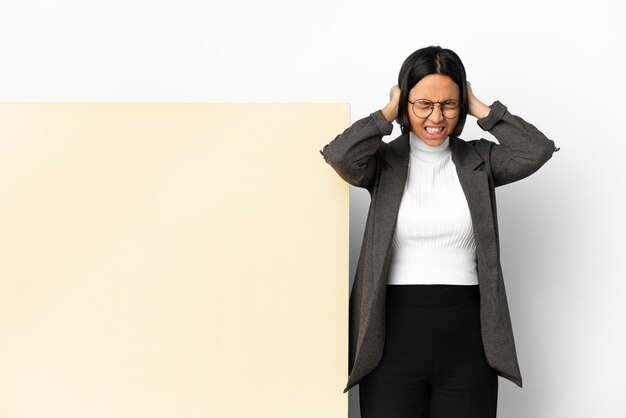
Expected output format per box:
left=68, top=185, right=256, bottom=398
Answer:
left=0, top=103, right=351, bottom=418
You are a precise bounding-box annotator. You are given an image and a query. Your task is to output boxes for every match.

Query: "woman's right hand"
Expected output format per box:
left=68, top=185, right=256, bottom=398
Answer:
left=382, top=84, right=401, bottom=123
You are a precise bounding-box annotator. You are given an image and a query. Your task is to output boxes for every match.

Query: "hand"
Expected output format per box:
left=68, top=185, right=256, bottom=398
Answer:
left=382, top=84, right=401, bottom=123
left=465, top=80, right=491, bottom=119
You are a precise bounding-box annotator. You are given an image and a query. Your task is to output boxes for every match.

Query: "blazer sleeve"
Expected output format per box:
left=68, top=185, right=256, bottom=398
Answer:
left=476, top=100, right=560, bottom=188
left=319, top=109, right=393, bottom=191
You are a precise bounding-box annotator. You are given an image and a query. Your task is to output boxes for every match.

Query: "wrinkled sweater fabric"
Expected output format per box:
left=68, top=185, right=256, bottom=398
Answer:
left=386, top=131, right=479, bottom=285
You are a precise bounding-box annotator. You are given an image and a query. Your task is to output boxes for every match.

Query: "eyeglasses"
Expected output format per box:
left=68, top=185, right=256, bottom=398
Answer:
left=407, top=98, right=463, bottom=119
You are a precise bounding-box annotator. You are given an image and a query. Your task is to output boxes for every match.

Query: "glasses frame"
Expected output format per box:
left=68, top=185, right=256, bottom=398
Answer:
left=407, top=98, right=464, bottom=119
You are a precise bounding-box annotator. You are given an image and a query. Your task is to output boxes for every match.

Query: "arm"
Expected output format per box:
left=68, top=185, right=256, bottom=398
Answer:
left=476, top=100, right=559, bottom=187
left=319, top=108, right=393, bottom=191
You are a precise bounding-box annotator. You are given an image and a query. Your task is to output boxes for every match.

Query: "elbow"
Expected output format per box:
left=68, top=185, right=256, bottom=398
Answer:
left=319, top=148, right=328, bottom=163
left=320, top=152, right=373, bottom=189
left=319, top=145, right=350, bottom=179
left=541, top=138, right=560, bottom=163
left=320, top=144, right=341, bottom=168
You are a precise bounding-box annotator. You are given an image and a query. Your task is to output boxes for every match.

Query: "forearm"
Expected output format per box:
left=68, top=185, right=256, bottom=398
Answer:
left=478, top=100, right=558, bottom=186
left=321, top=109, right=391, bottom=163
left=471, top=100, right=491, bottom=120
left=478, top=101, right=555, bottom=154
left=319, top=109, right=392, bottom=189
left=381, top=102, right=398, bottom=123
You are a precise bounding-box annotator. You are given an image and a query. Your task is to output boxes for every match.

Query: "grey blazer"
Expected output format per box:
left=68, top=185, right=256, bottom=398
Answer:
left=320, top=100, right=559, bottom=393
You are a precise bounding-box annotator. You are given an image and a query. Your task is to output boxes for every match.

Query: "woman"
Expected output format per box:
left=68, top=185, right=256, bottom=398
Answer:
left=319, top=46, right=559, bottom=418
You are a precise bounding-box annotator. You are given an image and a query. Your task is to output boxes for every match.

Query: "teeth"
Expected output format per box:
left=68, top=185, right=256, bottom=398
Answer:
left=426, top=127, right=444, bottom=133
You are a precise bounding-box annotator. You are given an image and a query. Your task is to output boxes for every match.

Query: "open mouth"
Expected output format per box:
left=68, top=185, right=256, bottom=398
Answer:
left=424, top=126, right=446, bottom=137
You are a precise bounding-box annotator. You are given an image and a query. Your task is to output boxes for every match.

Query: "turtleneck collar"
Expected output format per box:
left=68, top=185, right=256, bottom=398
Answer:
left=409, top=130, right=451, bottom=163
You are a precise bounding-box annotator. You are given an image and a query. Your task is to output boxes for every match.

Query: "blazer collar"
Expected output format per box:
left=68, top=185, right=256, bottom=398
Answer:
left=384, top=132, right=484, bottom=173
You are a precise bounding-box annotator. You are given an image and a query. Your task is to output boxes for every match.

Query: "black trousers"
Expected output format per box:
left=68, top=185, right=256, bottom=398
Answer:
left=359, top=284, right=498, bottom=418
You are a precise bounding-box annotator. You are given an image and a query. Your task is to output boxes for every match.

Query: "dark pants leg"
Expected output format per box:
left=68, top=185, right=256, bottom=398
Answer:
left=358, top=284, right=498, bottom=418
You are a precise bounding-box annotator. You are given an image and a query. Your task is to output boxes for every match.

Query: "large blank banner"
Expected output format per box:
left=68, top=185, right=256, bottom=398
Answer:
left=0, top=103, right=351, bottom=417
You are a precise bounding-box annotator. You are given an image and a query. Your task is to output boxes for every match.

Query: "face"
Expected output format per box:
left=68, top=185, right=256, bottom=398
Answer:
left=407, top=73, right=461, bottom=147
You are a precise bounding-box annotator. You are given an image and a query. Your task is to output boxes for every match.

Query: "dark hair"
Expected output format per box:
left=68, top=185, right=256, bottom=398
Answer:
left=397, top=45, right=468, bottom=137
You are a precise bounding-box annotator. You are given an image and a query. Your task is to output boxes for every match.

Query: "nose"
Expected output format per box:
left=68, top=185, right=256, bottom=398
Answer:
left=427, top=105, right=445, bottom=123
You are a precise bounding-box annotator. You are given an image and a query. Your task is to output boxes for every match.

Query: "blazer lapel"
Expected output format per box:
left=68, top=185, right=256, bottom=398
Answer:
left=368, top=133, right=409, bottom=296
left=449, top=136, right=500, bottom=285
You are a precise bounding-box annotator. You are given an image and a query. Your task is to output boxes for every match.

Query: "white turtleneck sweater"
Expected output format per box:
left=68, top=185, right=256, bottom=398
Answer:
left=386, top=131, right=479, bottom=286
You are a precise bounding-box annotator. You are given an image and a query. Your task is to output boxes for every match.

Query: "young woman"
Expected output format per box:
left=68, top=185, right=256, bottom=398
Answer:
left=320, top=45, right=559, bottom=418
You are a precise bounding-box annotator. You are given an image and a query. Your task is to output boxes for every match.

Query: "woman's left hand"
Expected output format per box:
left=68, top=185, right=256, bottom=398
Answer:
left=466, top=80, right=491, bottom=119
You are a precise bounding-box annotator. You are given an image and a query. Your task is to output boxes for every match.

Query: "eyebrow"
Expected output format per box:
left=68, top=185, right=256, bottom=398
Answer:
left=415, top=98, right=459, bottom=102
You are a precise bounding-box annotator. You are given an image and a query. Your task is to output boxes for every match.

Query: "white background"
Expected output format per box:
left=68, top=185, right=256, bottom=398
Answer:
left=1, top=0, right=624, bottom=417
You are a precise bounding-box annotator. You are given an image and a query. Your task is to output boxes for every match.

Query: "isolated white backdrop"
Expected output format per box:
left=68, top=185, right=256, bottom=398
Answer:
left=1, top=0, right=624, bottom=417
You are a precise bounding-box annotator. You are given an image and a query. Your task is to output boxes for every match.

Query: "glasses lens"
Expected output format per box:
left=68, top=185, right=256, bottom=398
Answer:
left=442, top=101, right=460, bottom=118
left=413, top=100, right=433, bottom=118
left=412, top=100, right=461, bottom=119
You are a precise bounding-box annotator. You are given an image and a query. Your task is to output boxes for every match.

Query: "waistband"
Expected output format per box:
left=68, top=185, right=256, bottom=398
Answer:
left=385, top=284, right=479, bottom=309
